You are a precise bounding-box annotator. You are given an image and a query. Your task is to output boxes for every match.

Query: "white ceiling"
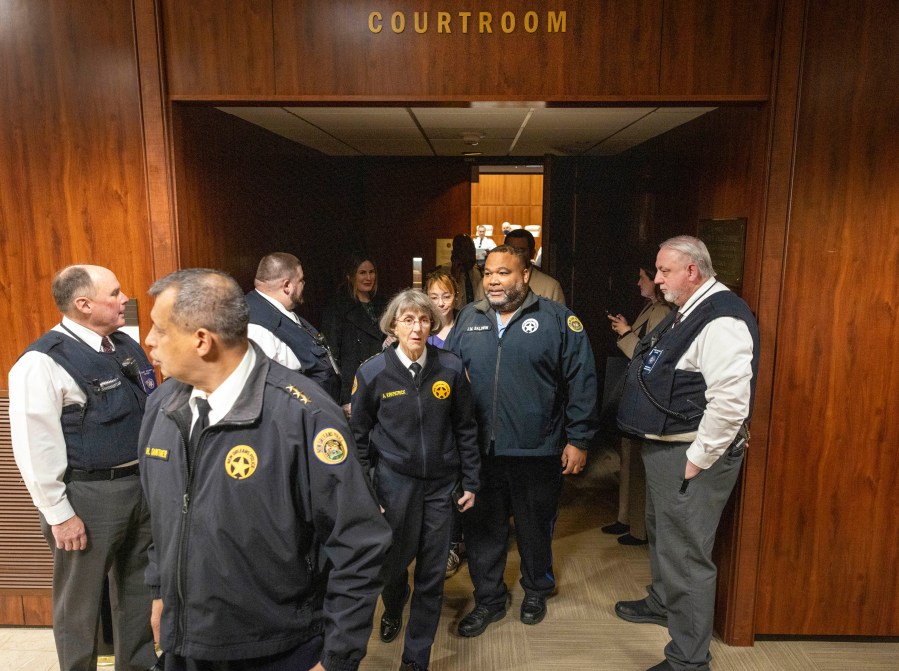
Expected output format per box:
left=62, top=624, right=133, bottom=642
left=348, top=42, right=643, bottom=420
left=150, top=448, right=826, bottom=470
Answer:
left=218, top=105, right=716, bottom=157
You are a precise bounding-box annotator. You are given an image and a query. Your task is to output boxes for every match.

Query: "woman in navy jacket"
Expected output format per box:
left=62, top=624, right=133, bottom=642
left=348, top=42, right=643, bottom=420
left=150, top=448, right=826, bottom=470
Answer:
left=351, top=289, right=480, bottom=671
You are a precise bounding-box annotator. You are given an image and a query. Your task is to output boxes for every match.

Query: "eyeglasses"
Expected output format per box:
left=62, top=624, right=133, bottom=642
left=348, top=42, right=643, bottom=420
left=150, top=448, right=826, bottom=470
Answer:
left=396, top=317, right=432, bottom=329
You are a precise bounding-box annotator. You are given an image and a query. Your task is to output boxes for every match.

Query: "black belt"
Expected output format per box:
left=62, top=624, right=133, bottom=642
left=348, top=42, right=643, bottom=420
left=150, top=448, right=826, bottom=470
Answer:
left=65, top=463, right=139, bottom=482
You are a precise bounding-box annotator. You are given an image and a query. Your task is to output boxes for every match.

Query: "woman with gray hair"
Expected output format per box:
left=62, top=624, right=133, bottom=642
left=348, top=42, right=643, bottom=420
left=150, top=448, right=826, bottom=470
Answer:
left=350, top=289, right=480, bottom=671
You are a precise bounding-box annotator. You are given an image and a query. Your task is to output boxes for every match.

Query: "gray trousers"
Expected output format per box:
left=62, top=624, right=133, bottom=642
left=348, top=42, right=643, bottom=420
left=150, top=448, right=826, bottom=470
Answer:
left=642, top=439, right=744, bottom=671
left=41, top=476, right=156, bottom=671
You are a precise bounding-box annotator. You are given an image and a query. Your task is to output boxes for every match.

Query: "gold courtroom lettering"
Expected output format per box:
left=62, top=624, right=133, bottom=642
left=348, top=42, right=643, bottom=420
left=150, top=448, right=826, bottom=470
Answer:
left=367, top=11, right=567, bottom=34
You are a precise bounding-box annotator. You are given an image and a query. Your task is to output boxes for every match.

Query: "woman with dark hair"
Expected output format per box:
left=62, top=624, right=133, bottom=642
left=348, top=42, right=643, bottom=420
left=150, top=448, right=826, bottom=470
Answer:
left=603, top=262, right=672, bottom=545
left=351, top=289, right=479, bottom=671
left=322, top=253, right=389, bottom=415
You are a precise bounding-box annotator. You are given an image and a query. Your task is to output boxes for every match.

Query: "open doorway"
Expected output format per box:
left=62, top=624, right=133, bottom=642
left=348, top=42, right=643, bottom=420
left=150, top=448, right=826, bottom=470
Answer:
left=470, top=165, right=544, bottom=268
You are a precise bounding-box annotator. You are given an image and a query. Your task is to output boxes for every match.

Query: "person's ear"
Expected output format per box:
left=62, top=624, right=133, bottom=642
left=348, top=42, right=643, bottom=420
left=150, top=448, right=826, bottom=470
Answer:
left=72, top=296, right=92, bottom=316
left=194, top=328, right=214, bottom=357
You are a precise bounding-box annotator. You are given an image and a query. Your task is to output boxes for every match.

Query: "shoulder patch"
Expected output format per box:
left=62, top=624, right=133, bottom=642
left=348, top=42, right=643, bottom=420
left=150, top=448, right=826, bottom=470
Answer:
left=567, top=315, right=584, bottom=333
left=352, top=375, right=358, bottom=395
left=313, top=428, right=348, bottom=465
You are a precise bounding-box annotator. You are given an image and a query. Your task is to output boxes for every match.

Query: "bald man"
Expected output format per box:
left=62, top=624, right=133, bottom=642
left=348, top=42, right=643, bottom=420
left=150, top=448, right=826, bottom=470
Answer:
left=9, top=265, right=158, bottom=671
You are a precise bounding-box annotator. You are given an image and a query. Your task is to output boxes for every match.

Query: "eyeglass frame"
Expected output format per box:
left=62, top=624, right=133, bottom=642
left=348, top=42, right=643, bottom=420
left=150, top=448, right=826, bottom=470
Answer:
left=395, top=316, right=433, bottom=329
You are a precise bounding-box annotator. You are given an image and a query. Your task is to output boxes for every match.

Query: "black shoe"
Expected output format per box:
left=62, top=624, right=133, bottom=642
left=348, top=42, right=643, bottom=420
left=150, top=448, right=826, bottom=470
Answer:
left=400, top=660, right=426, bottom=671
left=618, top=533, right=648, bottom=546
left=601, top=521, right=630, bottom=535
left=646, top=661, right=675, bottom=671
left=614, top=599, right=668, bottom=626
left=519, top=595, right=547, bottom=625
left=457, top=602, right=508, bottom=637
left=380, top=613, right=402, bottom=642
left=380, top=585, right=410, bottom=642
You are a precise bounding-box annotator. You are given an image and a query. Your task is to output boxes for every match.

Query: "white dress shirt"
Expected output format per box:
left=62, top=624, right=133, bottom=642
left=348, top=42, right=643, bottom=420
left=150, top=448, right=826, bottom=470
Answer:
left=188, top=345, right=256, bottom=431
left=246, top=290, right=303, bottom=371
left=394, top=345, right=427, bottom=373
left=474, top=236, right=496, bottom=262
left=9, top=318, right=125, bottom=524
left=653, top=278, right=754, bottom=469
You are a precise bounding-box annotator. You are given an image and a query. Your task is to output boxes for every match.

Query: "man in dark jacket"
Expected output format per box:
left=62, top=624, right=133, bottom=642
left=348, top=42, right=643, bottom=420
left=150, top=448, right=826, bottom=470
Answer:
left=140, top=268, right=391, bottom=671
left=246, top=252, right=340, bottom=401
left=445, top=245, right=598, bottom=636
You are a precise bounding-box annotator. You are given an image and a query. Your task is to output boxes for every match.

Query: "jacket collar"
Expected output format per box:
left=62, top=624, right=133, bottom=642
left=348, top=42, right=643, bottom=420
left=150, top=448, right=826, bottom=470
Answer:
left=161, top=341, right=271, bottom=427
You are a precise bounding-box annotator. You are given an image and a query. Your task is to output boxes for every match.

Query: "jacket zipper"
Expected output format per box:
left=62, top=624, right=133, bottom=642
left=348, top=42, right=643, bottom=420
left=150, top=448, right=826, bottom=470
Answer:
left=490, top=331, right=503, bottom=445
left=169, top=413, right=256, bottom=650
left=415, top=376, right=427, bottom=479
left=174, top=425, right=191, bottom=651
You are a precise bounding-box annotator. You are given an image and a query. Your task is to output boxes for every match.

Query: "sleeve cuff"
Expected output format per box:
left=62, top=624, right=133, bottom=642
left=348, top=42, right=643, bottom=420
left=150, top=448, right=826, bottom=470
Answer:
left=686, top=446, right=720, bottom=470
left=39, top=500, right=76, bottom=526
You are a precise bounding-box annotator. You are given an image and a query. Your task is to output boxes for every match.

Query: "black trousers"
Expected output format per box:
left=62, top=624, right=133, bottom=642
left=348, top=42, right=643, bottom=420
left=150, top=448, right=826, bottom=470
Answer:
left=164, top=635, right=323, bottom=671
left=463, top=454, right=562, bottom=609
left=377, top=462, right=456, bottom=670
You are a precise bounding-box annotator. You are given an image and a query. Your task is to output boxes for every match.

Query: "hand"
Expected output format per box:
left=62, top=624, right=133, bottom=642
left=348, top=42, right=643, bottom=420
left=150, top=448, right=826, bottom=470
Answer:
left=684, top=460, right=702, bottom=480
left=151, top=599, right=163, bottom=643
left=341, top=403, right=352, bottom=419
left=561, top=444, right=587, bottom=475
left=607, top=313, right=631, bottom=336
left=457, top=491, right=476, bottom=512
left=51, top=515, right=87, bottom=551
left=308, top=664, right=326, bottom=671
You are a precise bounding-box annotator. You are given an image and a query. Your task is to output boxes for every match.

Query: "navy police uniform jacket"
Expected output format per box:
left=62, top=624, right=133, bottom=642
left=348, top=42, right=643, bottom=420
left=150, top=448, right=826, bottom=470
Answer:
left=445, top=291, right=599, bottom=457
left=350, top=344, right=480, bottom=494
left=139, top=343, right=391, bottom=670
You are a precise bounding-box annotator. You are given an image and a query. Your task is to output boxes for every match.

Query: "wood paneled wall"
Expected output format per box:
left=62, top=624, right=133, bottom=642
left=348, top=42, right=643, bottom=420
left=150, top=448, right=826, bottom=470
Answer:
left=0, top=0, right=158, bottom=625
left=0, top=0, right=155, bottom=382
left=171, top=106, right=364, bottom=323
left=471, top=174, right=543, bottom=248
left=171, top=108, right=472, bottom=317
left=162, top=0, right=777, bottom=101
left=755, top=0, right=899, bottom=635
left=357, top=159, right=472, bottom=291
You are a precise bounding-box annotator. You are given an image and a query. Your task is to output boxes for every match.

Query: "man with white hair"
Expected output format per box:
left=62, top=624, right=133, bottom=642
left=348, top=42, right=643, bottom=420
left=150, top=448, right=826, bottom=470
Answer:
left=614, top=236, right=760, bottom=671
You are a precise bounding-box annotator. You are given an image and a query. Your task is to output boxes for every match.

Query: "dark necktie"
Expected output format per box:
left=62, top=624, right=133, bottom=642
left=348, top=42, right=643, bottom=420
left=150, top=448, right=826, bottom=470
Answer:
left=409, top=362, right=422, bottom=388
left=100, top=336, right=114, bottom=353
left=673, top=312, right=684, bottom=326
left=189, top=398, right=211, bottom=456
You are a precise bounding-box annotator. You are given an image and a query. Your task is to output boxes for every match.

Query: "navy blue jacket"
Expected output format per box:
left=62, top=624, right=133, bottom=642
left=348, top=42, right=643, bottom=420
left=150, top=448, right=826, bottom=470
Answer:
left=350, top=344, right=480, bottom=493
left=446, top=292, right=599, bottom=457
left=139, top=343, right=391, bottom=670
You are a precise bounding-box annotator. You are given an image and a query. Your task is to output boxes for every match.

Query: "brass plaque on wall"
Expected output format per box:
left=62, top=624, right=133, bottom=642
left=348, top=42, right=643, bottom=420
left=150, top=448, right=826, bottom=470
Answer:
left=697, top=218, right=747, bottom=289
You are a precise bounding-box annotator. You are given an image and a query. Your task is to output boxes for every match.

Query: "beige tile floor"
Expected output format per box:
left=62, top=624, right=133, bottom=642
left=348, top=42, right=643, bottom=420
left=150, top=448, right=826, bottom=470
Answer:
left=3, top=448, right=897, bottom=670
